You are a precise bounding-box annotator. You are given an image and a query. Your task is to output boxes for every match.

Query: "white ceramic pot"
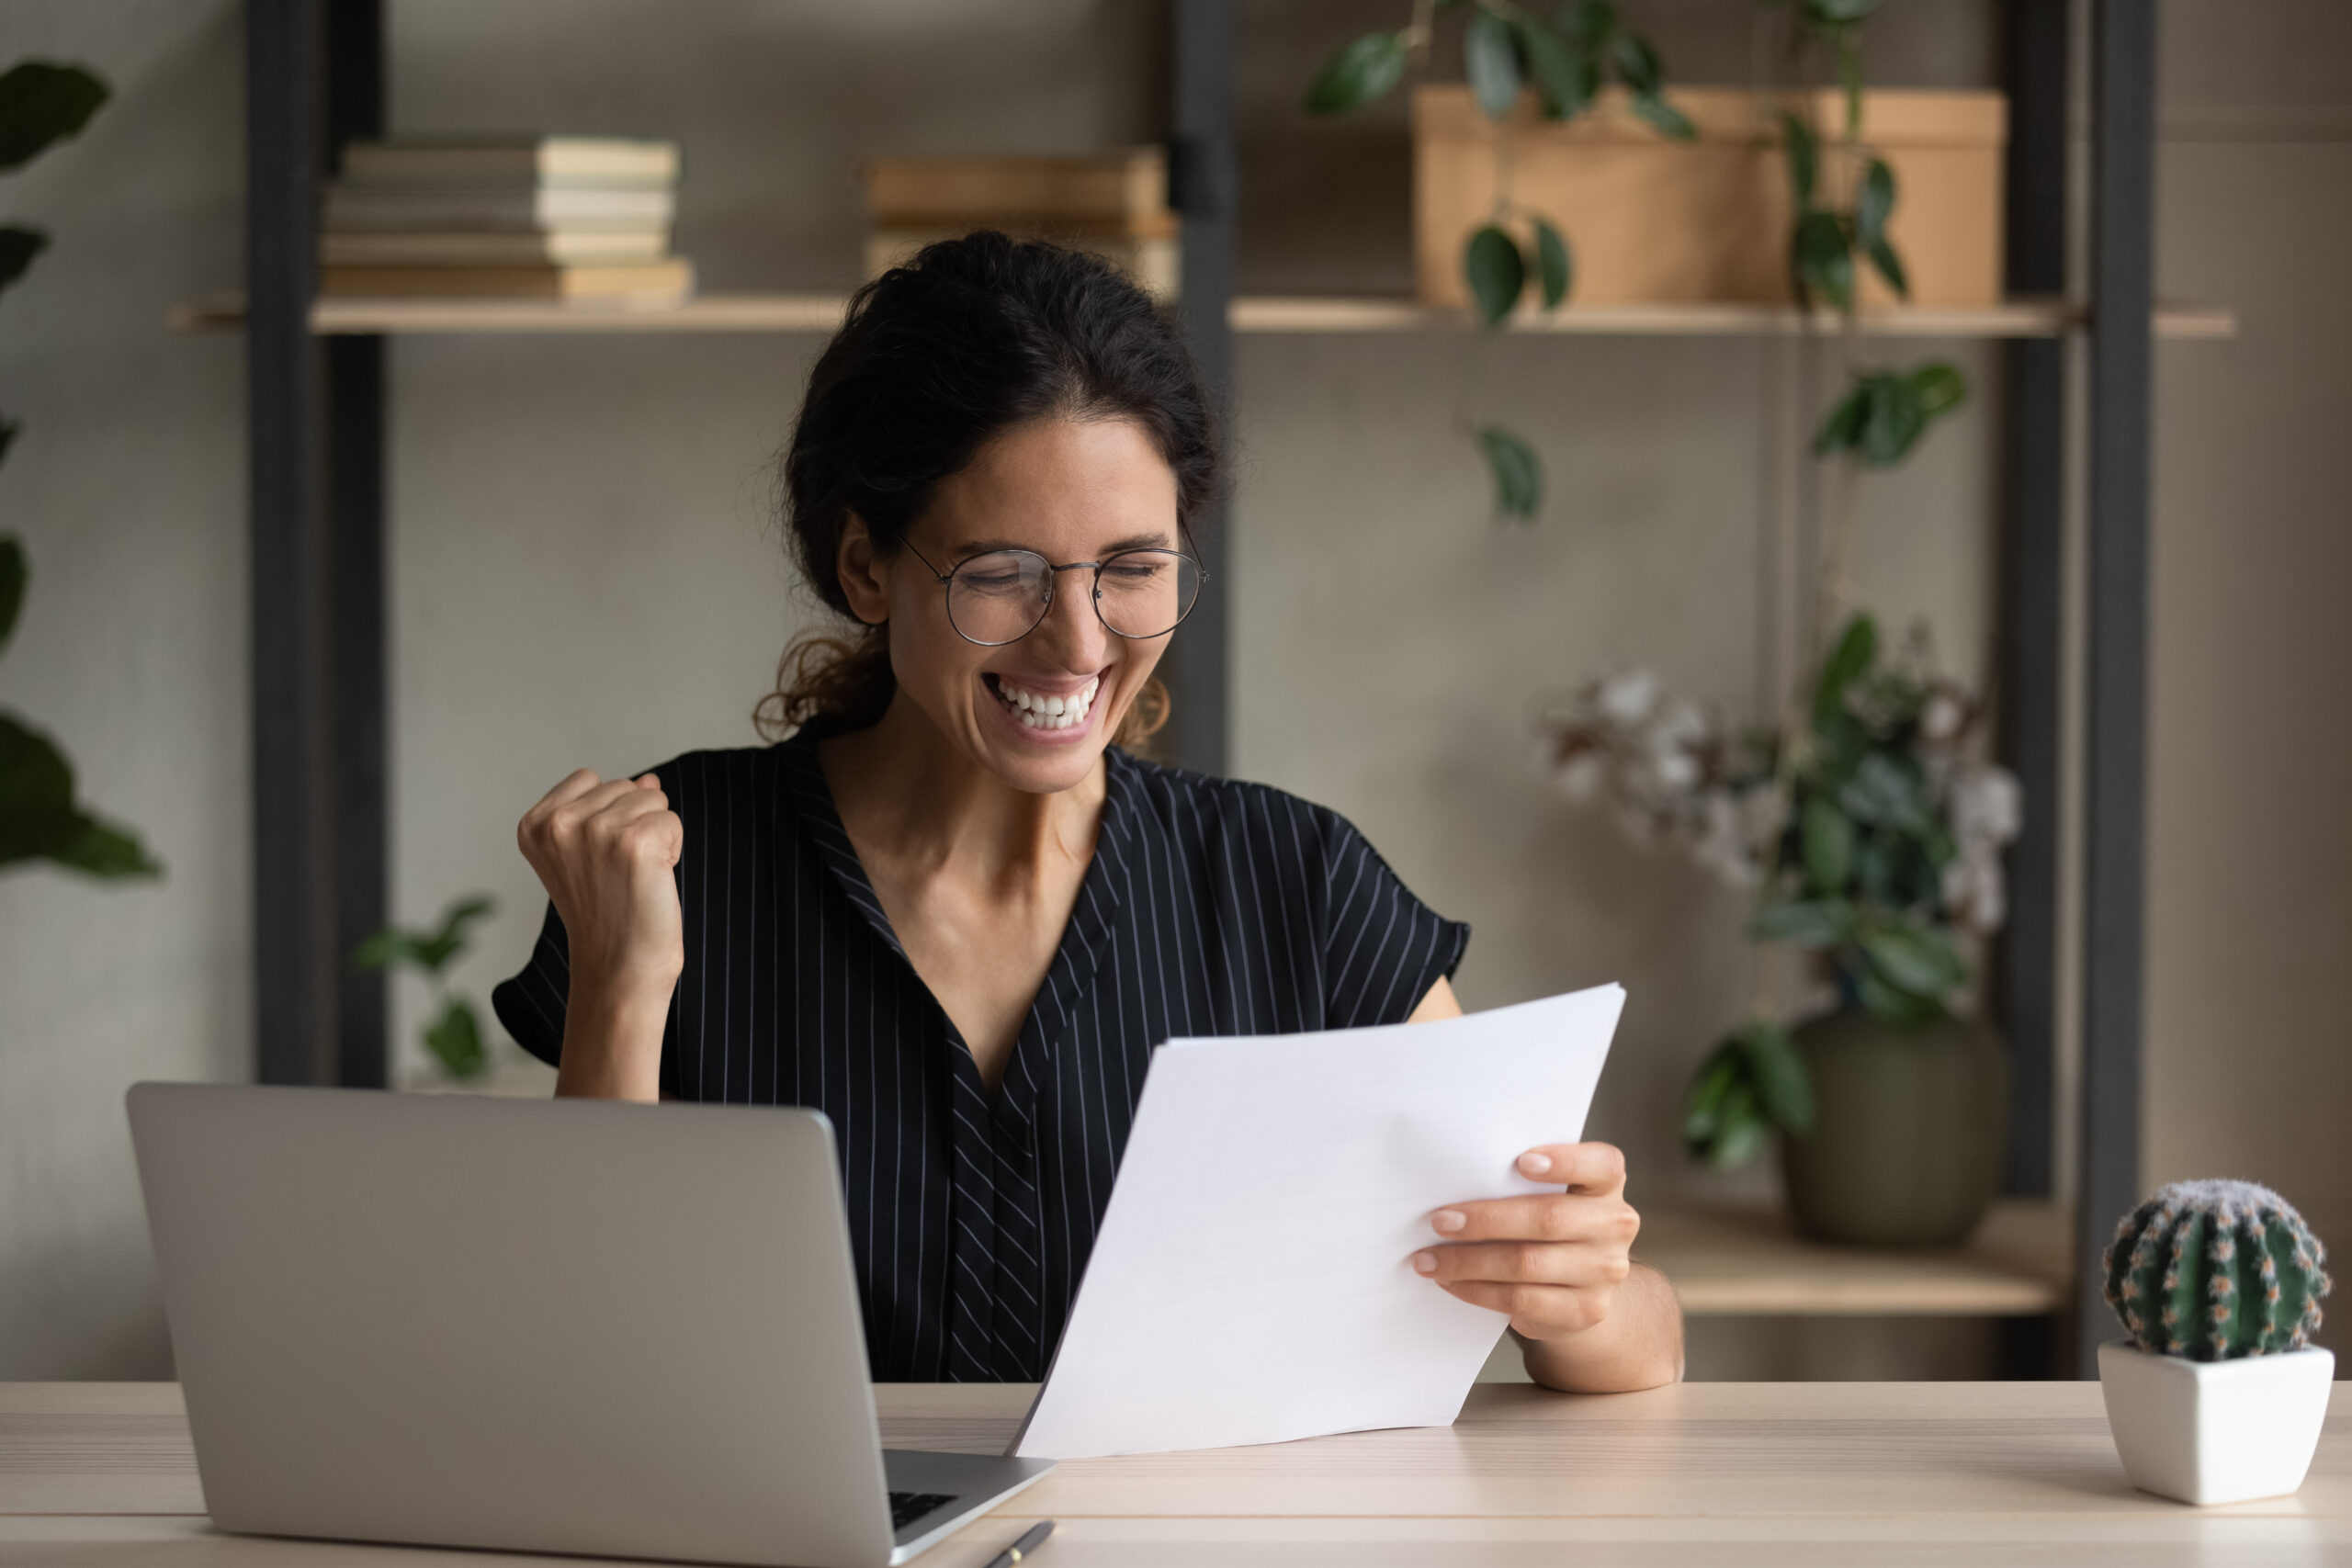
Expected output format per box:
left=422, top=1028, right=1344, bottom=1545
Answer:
left=2098, top=1339, right=2335, bottom=1505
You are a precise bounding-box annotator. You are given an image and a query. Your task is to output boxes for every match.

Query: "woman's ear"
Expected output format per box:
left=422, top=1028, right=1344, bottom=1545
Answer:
left=836, top=514, right=890, bottom=627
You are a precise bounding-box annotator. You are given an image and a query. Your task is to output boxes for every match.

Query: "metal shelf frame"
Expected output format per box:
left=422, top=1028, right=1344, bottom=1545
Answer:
left=243, top=0, right=2154, bottom=1377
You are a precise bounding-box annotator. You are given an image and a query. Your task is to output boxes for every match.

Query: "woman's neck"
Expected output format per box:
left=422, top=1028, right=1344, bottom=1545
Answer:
left=817, top=691, right=1106, bottom=889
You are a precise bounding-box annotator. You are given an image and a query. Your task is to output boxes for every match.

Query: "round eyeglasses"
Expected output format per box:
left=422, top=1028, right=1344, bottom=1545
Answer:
left=902, top=540, right=1206, bottom=648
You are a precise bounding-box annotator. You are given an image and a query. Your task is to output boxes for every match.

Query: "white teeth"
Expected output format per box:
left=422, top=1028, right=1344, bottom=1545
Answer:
left=994, top=674, right=1097, bottom=733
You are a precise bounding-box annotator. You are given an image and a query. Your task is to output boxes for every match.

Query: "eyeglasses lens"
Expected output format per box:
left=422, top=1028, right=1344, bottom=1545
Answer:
left=945, top=550, right=1200, bottom=645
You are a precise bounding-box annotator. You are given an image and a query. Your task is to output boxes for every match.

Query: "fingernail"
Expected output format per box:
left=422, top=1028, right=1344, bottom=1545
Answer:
left=1431, top=1208, right=1466, bottom=1235
left=1519, top=1152, right=1553, bottom=1177
left=1412, top=1251, right=1439, bottom=1276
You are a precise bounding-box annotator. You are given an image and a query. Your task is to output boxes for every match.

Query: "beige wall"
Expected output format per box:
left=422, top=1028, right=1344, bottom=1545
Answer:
left=2143, top=0, right=2352, bottom=1330
left=2, top=0, right=2344, bottom=1378
left=0, top=1, right=247, bottom=1378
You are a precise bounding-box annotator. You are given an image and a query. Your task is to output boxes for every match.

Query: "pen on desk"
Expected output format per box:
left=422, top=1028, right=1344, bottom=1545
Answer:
left=982, top=1519, right=1054, bottom=1568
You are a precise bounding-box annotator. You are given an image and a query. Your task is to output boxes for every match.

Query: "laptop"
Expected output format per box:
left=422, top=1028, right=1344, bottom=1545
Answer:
left=127, top=1083, right=1053, bottom=1568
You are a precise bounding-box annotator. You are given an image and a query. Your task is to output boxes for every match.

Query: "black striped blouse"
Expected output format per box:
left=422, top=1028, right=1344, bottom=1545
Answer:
left=491, top=728, right=1469, bottom=1382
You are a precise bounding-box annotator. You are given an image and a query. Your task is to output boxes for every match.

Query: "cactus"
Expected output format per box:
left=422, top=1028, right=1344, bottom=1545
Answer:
left=2102, top=1179, right=2332, bottom=1361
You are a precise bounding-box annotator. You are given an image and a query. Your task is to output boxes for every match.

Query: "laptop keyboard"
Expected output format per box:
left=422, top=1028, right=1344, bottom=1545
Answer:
left=889, top=1491, right=957, bottom=1529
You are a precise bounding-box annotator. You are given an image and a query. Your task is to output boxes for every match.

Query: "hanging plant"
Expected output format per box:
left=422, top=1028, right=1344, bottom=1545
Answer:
left=1305, top=0, right=1694, bottom=521
left=0, top=60, right=159, bottom=882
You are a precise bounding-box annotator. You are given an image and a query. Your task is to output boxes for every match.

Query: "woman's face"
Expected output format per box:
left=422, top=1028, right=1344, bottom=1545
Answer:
left=840, top=414, right=1182, bottom=795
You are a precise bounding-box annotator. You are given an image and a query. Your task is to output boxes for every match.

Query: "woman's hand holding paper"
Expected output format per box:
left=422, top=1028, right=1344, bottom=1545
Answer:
left=1413, top=1141, right=1683, bottom=1392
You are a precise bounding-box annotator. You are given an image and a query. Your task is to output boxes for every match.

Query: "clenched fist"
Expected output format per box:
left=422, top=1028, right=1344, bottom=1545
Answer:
left=517, top=770, right=684, bottom=1100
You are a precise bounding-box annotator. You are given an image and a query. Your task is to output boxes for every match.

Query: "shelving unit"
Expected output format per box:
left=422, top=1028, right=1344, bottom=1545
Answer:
left=1638, top=1201, right=2070, bottom=1318
left=176, top=291, right=2235, bottom=339
left=237, top=0, right=2175, bottom=1376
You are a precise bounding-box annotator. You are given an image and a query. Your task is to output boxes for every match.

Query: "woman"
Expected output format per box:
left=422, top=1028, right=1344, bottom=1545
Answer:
left=493, top=233, right=1681, bottom=1393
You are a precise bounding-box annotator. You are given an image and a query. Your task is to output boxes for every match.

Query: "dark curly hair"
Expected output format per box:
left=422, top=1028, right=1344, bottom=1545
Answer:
left=758, top=231, right=1221, bottom=745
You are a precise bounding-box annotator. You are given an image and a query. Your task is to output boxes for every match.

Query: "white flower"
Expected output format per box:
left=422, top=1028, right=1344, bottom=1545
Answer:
left=1950, top=766, right=2023, bottom=847
left=1942, top=849, right=2007, bottom=933
left=1922, top=689, right=1968, bottom=742
left=1554, top=748, right=1610, bottom=805
left=1691, top=791, right=1763, bottom=888
left=1598, top=668, right=1661, bottom=726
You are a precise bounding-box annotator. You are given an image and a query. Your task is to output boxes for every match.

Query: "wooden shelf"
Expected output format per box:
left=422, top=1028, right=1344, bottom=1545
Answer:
left=171, top=291, right=2237, bottom=340
left=1634, top=1199, right=2072, bottom=1316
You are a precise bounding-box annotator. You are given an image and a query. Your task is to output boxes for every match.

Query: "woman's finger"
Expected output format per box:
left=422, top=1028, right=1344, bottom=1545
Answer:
left=526, top=768, right=606, bottom=817
left=1511, top=1141, right=1627, bottom=1195
left=1433, top=1280, right=1608, bottom=1336
left=1412, top=1238, right=1632, bottom=1290
left=1430, top=1191, right=1640, bottom=1247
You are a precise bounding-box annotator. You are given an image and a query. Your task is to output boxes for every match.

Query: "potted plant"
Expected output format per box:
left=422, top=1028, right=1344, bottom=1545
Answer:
left=1536, top=614, right=2020, bottom=1245
left=2098, top=1180, right=2335, bottom=1505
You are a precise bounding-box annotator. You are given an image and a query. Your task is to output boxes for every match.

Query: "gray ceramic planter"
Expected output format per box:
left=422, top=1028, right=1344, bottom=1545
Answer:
left=1779, top=1007, right=2007, bottom=1247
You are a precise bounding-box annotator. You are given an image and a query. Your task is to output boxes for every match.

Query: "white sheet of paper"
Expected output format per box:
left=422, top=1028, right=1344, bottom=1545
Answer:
left=1011, top=983, right=1624, bottom=1459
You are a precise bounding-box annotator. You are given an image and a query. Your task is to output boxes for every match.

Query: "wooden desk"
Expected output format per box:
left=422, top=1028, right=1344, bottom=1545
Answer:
left=6, top=1381, right=2345, bottom=1565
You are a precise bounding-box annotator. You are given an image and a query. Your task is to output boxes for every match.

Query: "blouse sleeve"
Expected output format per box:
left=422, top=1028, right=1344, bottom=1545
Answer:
left=1316, top=808, right=1471, bottom=1029
left=491, top=899, right=573, bottom=1068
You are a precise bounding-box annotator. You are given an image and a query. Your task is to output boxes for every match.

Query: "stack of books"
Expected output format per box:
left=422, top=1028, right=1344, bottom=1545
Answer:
left=860, top=148, right=1178, bottom=299
left=321, top=137, right=692, bottom=303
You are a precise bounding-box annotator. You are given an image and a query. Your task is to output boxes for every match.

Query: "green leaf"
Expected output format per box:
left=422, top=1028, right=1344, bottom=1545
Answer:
left=47, top=813, right=160, bottom=878
left=1791, top=210, right=1850, bottom=310
left=1780, top=111, right=1817, bottom=209
left=0, top=227, right=49, bottom=294
left=1854, top=157, right=1895, bottom=247
left=1736, top=1019, right=1815, bottom=1135
left=1531, top=217, right=1572, bottom=308
left=1680, top=1043, right=1740, bottom=1146
left=1852, top=960, right=1945, bottom=1023
left=351, top=929, right=423, bottom=973
left=1837, top=750, right=1927, bottom=830
left=0, top=62, right=109, bottom=174
left=1805, top=0, right=1887, bottom=27
left=414, top=893, right=496, bottom=972
left=0, top=535, right=23, bottom=660
left=424, top=996, right=491, bottom=1079
left=1555, top=1, right=1618, bottom=46
left=1609, top=31, right=1662, bottom=96
left=1801, top=795, right=1855, bottom=893
left=1865, top=235, right=1908, bottom=298
left=1517, top=18, right=1590, bottom=119
left=1748, top=897, right=1855, bottom=949
left=1630, top=92, right=1695, bottom=140
left=1464, top=223, right=1526, bottom=324
left=1303, top=30, right=1411, bottom=115
left=1858, top=372, right=1928, bottom=466
left=1475, top=423, right=1543, bottom=520
left=1464, top=8, right=1523, bottom=120
left=1812, top=382, right=1868, bottom=457
left=1858, top=919, right=1969, bottom=996
left=1911, top=361, right=1967, bottom=417
left=0, top=711, right=74, bottom=810
left=1811, top=613, right=1877, bottom=728
left=1704, top=1081, right=1770, bottom=1169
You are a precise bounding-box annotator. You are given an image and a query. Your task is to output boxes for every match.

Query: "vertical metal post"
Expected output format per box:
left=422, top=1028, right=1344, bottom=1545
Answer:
left=1995, top=0, right=2069, bottom=1200
left=247, top=0, right=334, bottom=1086
left=327, top=0, right=389, bottom=1089
left=2075, top=0, right=2156, bottom=1378
left=1165, top=0, right=1235, bottom=776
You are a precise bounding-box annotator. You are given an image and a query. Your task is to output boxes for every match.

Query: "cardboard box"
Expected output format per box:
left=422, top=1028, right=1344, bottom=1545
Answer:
left=1413, top=85, right=2007, bottom=309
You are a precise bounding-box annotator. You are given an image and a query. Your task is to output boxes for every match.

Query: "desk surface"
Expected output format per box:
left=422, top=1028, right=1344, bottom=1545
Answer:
left=5, top=1381, right=2344, bottom=1565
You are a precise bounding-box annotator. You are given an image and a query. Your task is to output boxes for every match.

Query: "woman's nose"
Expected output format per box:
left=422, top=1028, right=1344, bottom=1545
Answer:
left=1032, top=570, right=1110, bottom=667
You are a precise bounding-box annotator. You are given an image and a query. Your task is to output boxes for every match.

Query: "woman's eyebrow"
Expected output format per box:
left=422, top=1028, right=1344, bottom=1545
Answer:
left=951, top=531, right=1174, bottom=561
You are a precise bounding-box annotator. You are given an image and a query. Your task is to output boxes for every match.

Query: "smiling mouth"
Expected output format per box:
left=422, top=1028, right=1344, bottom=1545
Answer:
left=986, top=672, right=1101, bottom=732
